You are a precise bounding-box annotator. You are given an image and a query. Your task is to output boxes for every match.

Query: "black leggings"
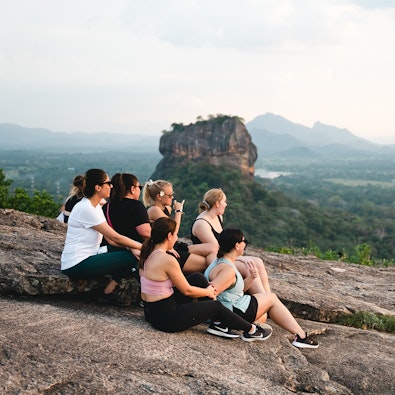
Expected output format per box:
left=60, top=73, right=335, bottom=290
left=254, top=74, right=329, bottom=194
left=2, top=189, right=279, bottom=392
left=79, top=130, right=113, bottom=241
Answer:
left=143, top=273, right=253, bottom=333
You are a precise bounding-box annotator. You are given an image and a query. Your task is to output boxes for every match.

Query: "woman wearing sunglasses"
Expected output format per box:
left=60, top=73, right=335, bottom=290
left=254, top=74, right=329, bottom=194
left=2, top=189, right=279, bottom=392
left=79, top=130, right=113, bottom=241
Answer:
left=205, top=228, right=319, bottom=349
left=61, top=169, right=142, bottom=305
left=140, top=217, right=272, bottom=341
left=191, top=188, right=271, bottom=296
left=142, top=179, right=217, bottom=273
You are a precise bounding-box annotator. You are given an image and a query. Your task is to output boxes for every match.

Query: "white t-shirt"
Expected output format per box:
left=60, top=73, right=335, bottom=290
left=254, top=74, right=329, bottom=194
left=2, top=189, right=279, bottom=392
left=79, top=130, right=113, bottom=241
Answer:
left=61, top=197, right=106, bottom=270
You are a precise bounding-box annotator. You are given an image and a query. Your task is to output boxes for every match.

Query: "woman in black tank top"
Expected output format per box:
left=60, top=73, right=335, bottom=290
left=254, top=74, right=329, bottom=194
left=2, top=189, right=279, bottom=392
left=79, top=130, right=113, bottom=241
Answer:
left=191, top=188, right=272, bottom=300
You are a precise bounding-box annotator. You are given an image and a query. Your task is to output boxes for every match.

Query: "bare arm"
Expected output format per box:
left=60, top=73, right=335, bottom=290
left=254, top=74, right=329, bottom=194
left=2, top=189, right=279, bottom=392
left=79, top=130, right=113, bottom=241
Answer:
left=240, top=259, right=259, bottom=292
left=166, top=259, right=216, bottom=299
left=172, top=199, right=185, bottom=234
left=192, top=220, right=219, bottom=245
left=135, top=223, right=151, bottom=240
left=188, top=243, right=218, bottom=256
left=148, top=201, right=185, bottom=235
left=94, top=221, right=142, bottom=251
left=206, top=265, right=235, bottom=295
left=147, top=206, right=167, bottom=222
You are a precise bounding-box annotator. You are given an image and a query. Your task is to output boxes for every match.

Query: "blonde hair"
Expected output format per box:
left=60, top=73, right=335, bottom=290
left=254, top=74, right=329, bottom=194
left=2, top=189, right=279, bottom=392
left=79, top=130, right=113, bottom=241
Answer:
left=142, top=179, right=172, bottom=207
left=68, top=174, right=85, bottom=200
left=198, top=188, right=224, bottom=213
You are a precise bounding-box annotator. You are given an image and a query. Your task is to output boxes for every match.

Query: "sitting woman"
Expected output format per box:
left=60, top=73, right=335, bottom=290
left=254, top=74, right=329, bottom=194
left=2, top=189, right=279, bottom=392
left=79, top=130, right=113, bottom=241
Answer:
left=59, top=174, right=84, bottom=223
left=140, top=217, right=272, bottom=341
left=204, top=228, right=319, bottom=349
left=61, top=168, right=142, bottom=306
left=103, top=173, right=151, bottom=244
left=191, top=188, right=271, bottom=295
left=142, top=179, right=217, bottom=273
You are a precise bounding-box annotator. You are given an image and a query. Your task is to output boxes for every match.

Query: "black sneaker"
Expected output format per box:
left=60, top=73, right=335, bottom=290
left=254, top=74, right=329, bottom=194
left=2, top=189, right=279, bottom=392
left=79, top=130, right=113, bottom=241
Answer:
left=97, top=288, right=130, bottom=307
left=256, top=322, right=273, bottom=332
left=206, top=322, right=240, bottom=339
left=241, top=325, right=272, bottom=342
left=292, top=332, right=319, bottom=349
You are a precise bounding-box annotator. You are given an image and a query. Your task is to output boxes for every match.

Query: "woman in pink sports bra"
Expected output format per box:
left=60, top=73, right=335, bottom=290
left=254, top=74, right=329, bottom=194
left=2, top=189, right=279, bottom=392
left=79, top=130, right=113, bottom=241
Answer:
left=139, top=217, right=272, bottom=341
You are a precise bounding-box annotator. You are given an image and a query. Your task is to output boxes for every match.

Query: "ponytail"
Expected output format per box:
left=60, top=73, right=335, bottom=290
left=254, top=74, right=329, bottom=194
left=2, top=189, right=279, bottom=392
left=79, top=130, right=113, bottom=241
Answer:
left=139, top=217, right=177, bottom=268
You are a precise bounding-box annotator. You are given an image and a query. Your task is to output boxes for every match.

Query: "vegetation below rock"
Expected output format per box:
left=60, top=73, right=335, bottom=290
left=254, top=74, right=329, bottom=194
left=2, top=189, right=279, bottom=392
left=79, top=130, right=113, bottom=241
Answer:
left=157, top=162, right=394, bottom=265
left=338, top=311, right=395, bottom=334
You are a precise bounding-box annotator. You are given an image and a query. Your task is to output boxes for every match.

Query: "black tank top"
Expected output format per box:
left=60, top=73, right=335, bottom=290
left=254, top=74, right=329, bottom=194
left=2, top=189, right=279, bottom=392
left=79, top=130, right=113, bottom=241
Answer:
left=190, top=216, right=223, bottom=244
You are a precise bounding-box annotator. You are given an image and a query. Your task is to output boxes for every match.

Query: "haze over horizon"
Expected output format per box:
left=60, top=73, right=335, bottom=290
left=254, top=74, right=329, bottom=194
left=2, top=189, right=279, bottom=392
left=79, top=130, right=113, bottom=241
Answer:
left=1, top=1, right=394, bottom=144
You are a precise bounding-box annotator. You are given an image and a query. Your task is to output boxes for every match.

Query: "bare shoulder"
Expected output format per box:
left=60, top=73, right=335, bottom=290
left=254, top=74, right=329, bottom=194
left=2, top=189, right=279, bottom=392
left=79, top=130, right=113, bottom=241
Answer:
left=147, top=205, right=166, bottom=221
left=209, top=262, right=234, bottom=284
left=192, top=216, right=210, bottom=230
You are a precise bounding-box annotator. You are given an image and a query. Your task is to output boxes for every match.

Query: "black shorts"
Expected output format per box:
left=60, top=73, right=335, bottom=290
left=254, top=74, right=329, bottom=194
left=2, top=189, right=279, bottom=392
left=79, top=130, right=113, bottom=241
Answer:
left=233, top=295, right=258, bottom=323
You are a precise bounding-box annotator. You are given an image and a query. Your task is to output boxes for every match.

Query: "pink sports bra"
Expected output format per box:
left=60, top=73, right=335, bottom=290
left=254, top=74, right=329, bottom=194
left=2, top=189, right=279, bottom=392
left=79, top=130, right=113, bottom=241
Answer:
left=140, top=249, right=174, bottom=296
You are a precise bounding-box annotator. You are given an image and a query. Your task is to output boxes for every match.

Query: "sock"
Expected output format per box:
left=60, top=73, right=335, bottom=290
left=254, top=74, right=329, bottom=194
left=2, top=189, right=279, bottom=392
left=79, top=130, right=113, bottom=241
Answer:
left=248, top=324, right=257, bottom=334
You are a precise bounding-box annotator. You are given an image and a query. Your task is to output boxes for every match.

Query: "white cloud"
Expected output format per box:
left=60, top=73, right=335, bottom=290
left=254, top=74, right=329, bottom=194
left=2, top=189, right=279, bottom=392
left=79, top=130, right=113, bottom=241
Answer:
left=0, top=0, right=394, bottom=139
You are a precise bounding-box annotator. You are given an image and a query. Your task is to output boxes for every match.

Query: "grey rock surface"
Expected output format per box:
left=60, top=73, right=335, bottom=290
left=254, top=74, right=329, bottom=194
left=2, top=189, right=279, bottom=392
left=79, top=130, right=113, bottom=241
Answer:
left=0, top=209, right=394, bottom=394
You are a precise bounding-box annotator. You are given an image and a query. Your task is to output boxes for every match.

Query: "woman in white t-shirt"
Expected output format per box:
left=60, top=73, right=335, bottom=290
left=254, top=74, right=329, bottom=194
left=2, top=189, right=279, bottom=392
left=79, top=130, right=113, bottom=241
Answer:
left=61, top=168, right=142, bottom=306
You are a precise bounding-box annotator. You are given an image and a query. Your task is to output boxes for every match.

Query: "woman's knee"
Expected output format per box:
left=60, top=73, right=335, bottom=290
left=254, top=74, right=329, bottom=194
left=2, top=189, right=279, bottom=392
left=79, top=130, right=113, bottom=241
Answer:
left=252, top=257, right=266, bottom=270
left=257, top=291, right=277, bottom=304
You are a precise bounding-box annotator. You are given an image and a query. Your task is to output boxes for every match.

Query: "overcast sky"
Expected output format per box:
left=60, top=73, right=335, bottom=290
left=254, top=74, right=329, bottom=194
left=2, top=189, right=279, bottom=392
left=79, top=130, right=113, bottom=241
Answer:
left=1, top=0, right=394, bottom=142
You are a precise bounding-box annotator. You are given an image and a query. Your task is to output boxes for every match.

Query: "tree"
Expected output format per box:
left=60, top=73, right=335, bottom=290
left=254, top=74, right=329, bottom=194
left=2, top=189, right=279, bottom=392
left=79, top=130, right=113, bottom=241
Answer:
left=0, top=169, right=12, bottom=208
left=0, top=168, right=60, bottom=217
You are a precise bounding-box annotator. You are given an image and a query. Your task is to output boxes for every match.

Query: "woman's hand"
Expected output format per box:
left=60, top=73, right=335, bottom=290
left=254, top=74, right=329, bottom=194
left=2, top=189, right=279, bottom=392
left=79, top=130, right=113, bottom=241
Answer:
left=245, top=259, right=258, bottom=279
left=206, top=283, right=217, bottom=300
left=167, top=248, right=180, bottom=258
left=130, top=248, right=141, bottom=259
left=173, top=199, right=185, bottom=212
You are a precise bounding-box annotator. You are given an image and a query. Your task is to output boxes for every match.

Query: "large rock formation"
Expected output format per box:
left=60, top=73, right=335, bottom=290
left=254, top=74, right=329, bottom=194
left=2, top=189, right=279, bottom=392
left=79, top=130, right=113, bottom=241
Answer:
left=152, top=116, right=258, bottom=180
left=0, top=209, right=394, bottom=394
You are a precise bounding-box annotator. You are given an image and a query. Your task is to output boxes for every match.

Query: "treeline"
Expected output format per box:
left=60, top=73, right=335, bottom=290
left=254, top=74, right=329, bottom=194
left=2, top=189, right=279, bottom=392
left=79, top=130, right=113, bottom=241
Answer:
left=0, top=150, right=161, bottom=201
left=0, top=169, right=59, bottom=217
left=156, top=163, right=394, bottom=265
left=259, top=156, right=395, bottom=261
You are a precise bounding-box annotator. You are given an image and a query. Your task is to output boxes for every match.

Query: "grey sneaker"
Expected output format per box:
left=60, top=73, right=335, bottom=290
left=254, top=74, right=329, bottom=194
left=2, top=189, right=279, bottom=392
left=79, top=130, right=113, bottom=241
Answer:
left=292, top=332, right=319, bottom=349
left=241, top=326, right=272, bottom=342
left=256, top=322, right=273, bottom=332
left=206, top=322, right=240, bottom=338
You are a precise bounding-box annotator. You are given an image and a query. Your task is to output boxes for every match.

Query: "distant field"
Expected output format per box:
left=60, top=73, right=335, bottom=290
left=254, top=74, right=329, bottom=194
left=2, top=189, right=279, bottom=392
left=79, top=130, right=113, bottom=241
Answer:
left=325, top=178, right=395, bottom=187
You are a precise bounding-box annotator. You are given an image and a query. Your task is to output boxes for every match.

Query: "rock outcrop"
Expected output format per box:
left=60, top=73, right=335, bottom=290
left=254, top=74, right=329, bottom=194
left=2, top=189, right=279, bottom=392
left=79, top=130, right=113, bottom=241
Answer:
left=0, top=209, right=140, bottom=302
left=152, top=116, right=258, bottom=180
left=0, top=209, right=394, bottom=394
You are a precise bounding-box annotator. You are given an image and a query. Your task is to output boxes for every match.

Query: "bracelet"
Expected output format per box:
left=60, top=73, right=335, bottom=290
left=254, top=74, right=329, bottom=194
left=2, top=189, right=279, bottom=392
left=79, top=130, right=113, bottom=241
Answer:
left=175, top=209, right=184, bottom=214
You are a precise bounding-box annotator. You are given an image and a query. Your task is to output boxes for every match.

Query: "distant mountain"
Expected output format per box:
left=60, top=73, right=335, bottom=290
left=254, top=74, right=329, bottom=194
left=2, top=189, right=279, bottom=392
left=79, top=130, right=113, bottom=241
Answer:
left=246, top=113, right=389, bottom=157
left=0, top=123, right=160, bottom=153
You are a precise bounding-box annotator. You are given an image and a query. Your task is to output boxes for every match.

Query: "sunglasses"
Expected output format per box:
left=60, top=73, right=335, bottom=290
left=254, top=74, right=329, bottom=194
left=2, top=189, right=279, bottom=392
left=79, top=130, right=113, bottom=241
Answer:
left=101, top=181, right=113, bottom=186
left=135, top=185, right=143, bottom=190
left=160, top=191, right=174, bottom=198
left=240, top=238, right=249, bottom=246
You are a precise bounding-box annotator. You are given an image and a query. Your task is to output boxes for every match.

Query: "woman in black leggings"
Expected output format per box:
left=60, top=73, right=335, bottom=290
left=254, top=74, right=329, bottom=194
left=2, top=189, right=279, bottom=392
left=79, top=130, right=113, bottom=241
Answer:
left=139, top=217, right=272, bottom=342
